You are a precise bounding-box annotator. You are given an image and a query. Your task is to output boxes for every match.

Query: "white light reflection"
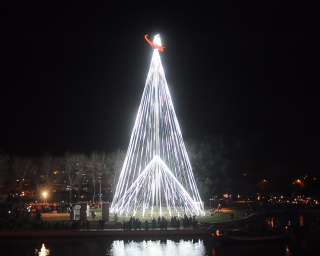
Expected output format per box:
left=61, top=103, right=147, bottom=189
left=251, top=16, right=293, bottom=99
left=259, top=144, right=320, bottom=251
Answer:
left=35, top=244, right=50, bottom=256
left=109, top=239, right=206, bottom=256
left=111, top=34, right=204, bottom=217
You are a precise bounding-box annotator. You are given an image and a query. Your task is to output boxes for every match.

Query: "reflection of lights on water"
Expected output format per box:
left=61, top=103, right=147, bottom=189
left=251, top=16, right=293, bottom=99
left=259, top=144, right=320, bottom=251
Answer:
left=35, top=244, right=50, bottom=256
left=300, top=215, right=304, bottom=226
left=286, top=245, right=291, bottom=256
left=212, top=248, right=216, bottom=256
left=109, top=239, right=205, bottom=256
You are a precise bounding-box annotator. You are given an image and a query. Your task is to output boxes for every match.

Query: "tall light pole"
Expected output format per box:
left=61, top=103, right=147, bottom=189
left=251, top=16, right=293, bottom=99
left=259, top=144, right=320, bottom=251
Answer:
left=214, top=196, right=217, bottom=209
left=209, top=198, right=213, bottom=211
left=99, top=178, right=102, bottom=202
left=43, top=192, right=47, bottom=204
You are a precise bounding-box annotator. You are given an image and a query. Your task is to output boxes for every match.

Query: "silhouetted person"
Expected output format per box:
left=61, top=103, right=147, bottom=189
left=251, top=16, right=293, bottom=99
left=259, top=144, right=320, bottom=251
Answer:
left=86, top=220, right=89, bottom=231
left=145, top=220, right=148, bottom=230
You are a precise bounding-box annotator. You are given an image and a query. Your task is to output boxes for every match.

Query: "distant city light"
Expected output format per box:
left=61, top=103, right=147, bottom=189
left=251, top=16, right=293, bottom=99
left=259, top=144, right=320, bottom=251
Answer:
left=293, top=179, right=302, bottom=185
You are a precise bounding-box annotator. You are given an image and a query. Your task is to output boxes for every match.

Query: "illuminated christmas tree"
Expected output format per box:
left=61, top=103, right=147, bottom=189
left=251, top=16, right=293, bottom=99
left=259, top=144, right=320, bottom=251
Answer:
left=110, top=35, right=204, bottom=217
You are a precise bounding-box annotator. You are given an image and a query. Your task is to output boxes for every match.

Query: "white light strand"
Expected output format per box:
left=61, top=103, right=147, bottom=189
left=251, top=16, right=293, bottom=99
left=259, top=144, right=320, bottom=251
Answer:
left=111, top=35, right=204, bottom=216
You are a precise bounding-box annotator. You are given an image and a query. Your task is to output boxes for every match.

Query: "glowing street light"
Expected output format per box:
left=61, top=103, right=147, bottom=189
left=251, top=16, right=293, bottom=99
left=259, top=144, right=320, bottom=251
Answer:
left=293, top=179, right=302, bottom=185
left=43, top=192, right=47, bottom=204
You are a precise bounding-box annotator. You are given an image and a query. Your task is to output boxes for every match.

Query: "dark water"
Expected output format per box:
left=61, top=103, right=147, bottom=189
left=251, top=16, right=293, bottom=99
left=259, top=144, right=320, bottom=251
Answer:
left=1, top=235, right=319, bottom=256
left=2, top=212, right=319, bottom=255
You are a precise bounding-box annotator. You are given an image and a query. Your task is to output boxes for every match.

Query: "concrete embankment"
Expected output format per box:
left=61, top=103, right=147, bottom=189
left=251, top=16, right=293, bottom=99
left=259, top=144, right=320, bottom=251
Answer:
left=0, top=228, right=211, bottom=238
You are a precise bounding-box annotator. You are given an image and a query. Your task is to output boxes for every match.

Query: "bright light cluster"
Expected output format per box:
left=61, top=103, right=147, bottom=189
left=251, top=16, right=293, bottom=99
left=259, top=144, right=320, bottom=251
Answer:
left=110, top=35, right=204, bottom=217
left=110, top=239, right=206, bottom=256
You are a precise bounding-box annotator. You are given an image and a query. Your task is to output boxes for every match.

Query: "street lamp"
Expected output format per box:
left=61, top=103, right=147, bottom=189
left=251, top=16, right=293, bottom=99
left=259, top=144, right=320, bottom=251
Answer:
left=209, top=198, right=213, bottom=211
left=213, top=196, right=217, bottom=209
left=99, top=178, right=102, bottom=202
left=43, top=192, right=47, bottom=204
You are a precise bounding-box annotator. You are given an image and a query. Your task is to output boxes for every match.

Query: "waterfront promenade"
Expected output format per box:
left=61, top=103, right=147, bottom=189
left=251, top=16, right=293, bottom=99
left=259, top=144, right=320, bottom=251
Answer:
left=0, top=208, right=217, bottom=238
left=3, top=204, right=317, bottom=238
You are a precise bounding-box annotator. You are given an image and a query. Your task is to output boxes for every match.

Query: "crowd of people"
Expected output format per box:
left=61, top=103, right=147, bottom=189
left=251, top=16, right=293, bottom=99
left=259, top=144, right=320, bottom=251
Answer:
left=0, top=202, right=33, bottom=230
left=0, top=201, right=199, bottom=231
left=123, top=216, right=142, bottom=230
left=0, top=201, right=77, bottom=230
left=122, top=214, right=198, bottom=231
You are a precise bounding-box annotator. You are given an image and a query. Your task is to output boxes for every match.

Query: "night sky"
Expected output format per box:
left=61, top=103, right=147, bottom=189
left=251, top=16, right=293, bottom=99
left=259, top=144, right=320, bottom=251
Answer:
left=1, top=2, right=319, bottom=175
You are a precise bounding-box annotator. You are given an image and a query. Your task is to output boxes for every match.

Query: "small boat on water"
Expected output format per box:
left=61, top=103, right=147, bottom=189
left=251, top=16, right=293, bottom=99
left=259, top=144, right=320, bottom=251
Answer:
left=211, top=228, right=288, bottom=244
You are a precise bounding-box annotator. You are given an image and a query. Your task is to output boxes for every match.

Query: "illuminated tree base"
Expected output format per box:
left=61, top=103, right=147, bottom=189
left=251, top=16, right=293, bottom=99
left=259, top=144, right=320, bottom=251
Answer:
left=111, top=156, right=203, bottom=217
left=115, top=208, right=186, bottom=219
left=111, top=35, right=204, bottom=217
